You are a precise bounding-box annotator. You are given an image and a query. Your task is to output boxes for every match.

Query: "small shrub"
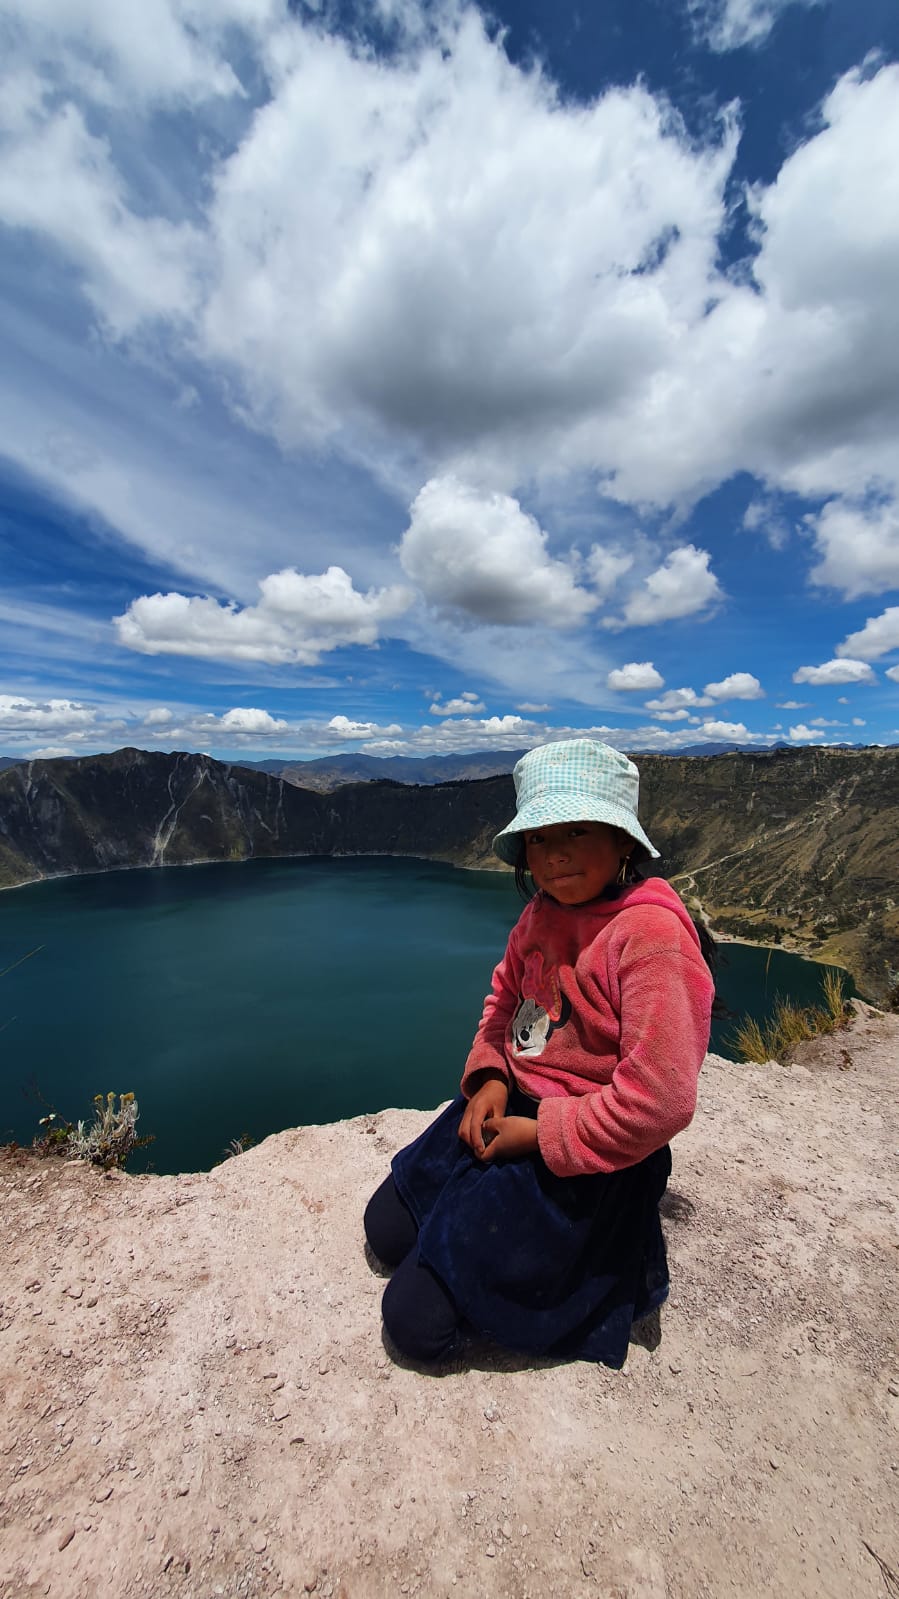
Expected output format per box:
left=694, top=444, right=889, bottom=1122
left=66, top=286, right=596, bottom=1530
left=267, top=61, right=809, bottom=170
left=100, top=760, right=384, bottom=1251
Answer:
left=69, top=1092, right=152, bottom=1170
left=33, top=1092, right=153, bottom=1171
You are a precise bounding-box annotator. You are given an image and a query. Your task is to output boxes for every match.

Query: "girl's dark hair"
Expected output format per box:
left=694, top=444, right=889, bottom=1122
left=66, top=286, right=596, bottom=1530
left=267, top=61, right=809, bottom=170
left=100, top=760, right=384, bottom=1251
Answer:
left=512, top=836, right=719, bottom=992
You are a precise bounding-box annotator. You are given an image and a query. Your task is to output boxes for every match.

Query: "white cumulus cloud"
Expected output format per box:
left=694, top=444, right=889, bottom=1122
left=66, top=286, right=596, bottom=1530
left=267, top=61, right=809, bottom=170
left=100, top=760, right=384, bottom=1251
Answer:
left=219, top=707, right=288, bottom=734
left=788, top=723, right=826, bottom=741
left=1, top=7, right=896, bottom=644
left=837, top=606, right=899, bottom=661
left=703, top=672, right=764, bottom=701
left=808, top=500, right=899, bottom=600
left=611, top=546, right=722, bottom=629
left=607, top=662, right=664, bottom=692
left=603, top=63, right=899, bottom=513
left=399, top=477, right=595, bottom=627
left=0, top=694, right=97, bottom=732
left=479, top=714, right=528, bottom=734
left=327, top=714, right=403, bottom=739
left=114, top=566, right=412, bottom=665
left=429, top=693, right=486, bottom=716
left=1, top=5, right=898, bottom=715
left=697, top=719, right=751, bottom=740
left=792, top=659, right=876, bottom=686
left=198, top=13, right=740, bottom=489
left=645, top=687, right=713, bottom=713
left=0, top=15, right=896, bottom=556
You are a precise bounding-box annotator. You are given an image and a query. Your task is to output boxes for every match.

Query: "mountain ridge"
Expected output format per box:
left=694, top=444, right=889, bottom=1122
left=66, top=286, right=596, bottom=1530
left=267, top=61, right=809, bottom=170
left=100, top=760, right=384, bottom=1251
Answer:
left=2, top=740, right=883, bottom=790
left=0, top=745, right=896, bottom=1002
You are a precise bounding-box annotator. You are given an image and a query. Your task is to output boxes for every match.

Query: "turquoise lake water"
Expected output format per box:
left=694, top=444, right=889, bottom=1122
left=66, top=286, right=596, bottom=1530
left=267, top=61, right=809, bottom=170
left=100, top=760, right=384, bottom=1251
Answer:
left=0, top=858, right=848, bottom=1173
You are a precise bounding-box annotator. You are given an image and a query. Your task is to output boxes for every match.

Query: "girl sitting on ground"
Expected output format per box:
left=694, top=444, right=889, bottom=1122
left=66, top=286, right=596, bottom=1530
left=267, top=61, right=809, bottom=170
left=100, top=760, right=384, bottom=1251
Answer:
left=364, top=737, right=715, bottom=1368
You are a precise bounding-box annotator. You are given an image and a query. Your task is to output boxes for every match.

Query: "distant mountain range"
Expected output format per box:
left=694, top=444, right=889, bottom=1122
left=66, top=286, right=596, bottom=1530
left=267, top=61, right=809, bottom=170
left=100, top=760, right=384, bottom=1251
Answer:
left=1, top=740, right=874, bottom=790
left=239, top=749, right=531, bottom=788
left=0, top=744, right=896, bottom=1003
left=232, top=742, right=799, bottom=786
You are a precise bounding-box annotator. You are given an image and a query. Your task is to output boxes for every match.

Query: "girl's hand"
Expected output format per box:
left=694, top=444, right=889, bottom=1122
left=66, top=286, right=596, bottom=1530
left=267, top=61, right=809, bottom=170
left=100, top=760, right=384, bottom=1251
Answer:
left=459, top=1075, right=508, bottom=1158
left=478, top=1114, right=539, bottom=1162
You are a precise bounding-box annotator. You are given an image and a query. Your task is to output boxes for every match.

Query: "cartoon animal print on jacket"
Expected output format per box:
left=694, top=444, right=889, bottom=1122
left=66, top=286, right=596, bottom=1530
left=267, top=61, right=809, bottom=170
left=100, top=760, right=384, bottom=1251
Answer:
left=510, top=949, right=571, bottom=1057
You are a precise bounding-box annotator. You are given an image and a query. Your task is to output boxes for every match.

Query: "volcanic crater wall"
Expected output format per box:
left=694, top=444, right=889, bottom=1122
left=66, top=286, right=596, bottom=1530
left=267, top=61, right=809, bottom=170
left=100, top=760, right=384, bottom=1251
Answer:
left=0, top=745, right=897, bottom=999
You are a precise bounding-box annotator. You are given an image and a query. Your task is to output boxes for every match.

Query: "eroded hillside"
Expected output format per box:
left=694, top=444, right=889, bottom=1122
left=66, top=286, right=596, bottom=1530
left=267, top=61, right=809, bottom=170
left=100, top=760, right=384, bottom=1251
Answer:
left=637, top=747, right=899, bottom=1002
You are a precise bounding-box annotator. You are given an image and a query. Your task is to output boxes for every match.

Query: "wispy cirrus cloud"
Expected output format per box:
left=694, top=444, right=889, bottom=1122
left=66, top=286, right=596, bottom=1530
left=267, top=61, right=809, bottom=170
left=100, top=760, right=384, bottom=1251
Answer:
left=688, top=0, right=823, bottom=52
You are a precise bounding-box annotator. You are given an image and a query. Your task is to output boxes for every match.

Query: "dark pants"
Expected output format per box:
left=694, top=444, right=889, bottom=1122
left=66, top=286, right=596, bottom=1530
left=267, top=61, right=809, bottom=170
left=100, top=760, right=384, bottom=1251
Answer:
left=364, top=1175, right=461, bottom=1363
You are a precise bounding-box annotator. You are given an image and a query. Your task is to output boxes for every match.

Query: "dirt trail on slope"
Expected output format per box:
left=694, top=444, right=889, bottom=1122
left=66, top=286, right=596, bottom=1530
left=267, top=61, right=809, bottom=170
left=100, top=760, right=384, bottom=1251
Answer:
left=1, top=1005, right=897, bottom=1599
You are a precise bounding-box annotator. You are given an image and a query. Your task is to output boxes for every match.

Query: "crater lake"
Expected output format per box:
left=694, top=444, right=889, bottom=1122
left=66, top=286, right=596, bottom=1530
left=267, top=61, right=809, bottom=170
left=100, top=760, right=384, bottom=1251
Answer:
left=0, top=857, right=850, bottom=1173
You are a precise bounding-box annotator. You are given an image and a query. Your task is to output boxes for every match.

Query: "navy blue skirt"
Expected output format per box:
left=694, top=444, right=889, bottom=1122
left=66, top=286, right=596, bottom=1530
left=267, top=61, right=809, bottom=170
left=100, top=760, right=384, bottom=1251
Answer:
left=391, top=1088, right=672, bottom=1368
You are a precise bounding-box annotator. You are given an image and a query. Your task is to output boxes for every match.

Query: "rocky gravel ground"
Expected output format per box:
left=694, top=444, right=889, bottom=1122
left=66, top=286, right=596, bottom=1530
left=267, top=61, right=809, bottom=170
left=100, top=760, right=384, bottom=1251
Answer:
left=1, top=1004, right=897, bottom=1599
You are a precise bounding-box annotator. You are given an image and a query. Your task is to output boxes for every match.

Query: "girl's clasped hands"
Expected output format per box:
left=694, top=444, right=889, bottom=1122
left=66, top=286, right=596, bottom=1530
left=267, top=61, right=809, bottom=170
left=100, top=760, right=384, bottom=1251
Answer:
left=457, top=1073, right=538, bottom=1160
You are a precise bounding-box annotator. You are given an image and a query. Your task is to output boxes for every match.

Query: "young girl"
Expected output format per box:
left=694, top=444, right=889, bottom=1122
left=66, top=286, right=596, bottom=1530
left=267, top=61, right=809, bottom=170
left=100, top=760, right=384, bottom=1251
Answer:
left=364, top=738, right=715, bottom=1368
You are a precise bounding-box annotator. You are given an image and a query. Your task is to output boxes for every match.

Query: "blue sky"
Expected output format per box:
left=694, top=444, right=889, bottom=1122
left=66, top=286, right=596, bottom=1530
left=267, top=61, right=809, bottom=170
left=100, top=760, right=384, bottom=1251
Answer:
left=1, top=0, right=898, bottom=762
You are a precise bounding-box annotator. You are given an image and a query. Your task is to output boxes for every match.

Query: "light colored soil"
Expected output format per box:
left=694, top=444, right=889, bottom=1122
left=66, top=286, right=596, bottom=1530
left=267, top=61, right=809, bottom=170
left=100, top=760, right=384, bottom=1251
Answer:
left=1, top=1005, right=897, bottom=1599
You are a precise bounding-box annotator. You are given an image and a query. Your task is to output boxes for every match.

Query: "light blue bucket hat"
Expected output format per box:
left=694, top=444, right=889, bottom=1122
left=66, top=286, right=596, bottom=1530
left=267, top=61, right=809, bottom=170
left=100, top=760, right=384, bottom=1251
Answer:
left=492, top=738, right=659, bottom=865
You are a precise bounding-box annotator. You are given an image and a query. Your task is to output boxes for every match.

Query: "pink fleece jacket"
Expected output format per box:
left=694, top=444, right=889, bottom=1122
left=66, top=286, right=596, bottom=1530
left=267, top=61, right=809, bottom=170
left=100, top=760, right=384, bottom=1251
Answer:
left=460, top=879, right=714, bottom=1178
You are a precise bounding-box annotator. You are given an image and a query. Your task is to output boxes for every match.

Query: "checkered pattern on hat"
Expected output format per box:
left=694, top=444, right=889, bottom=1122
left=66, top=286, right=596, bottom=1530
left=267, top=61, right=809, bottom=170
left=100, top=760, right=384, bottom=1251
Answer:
left=492, top=738, right=659, bottom=865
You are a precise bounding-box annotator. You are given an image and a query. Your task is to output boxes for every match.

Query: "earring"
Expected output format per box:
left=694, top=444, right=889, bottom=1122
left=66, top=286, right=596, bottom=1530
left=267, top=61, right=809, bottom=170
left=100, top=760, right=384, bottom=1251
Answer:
left=616, top=856, right=631, bottom=886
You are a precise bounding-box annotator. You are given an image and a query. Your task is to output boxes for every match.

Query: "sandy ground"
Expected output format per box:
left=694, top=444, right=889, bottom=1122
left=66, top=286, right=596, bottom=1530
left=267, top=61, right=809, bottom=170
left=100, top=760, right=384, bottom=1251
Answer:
left=1, top=1004, right=897, bottom=1599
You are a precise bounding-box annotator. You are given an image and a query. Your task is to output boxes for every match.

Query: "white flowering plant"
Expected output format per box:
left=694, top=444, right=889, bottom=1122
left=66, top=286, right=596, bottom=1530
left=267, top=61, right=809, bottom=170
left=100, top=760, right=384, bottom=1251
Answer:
left=36, top=1092, right=153, bottom=1171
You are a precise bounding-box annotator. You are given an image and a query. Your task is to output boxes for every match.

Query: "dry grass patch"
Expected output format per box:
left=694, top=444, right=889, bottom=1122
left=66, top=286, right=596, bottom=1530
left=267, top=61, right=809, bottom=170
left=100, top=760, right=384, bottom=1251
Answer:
left=730, top=968, right=853, bottom=1064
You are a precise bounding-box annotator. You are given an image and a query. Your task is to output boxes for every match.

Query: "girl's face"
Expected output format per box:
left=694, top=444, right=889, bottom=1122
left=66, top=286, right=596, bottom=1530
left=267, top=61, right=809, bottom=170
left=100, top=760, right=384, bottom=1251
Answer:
left=524, top=820, right=628, bottom=906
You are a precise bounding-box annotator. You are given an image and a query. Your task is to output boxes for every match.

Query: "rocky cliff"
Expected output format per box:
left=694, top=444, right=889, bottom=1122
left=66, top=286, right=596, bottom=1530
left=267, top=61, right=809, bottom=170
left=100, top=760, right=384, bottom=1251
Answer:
left=1, top=745, right=897, bottom=1000
left=0, top=748, right=511, bottom=886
